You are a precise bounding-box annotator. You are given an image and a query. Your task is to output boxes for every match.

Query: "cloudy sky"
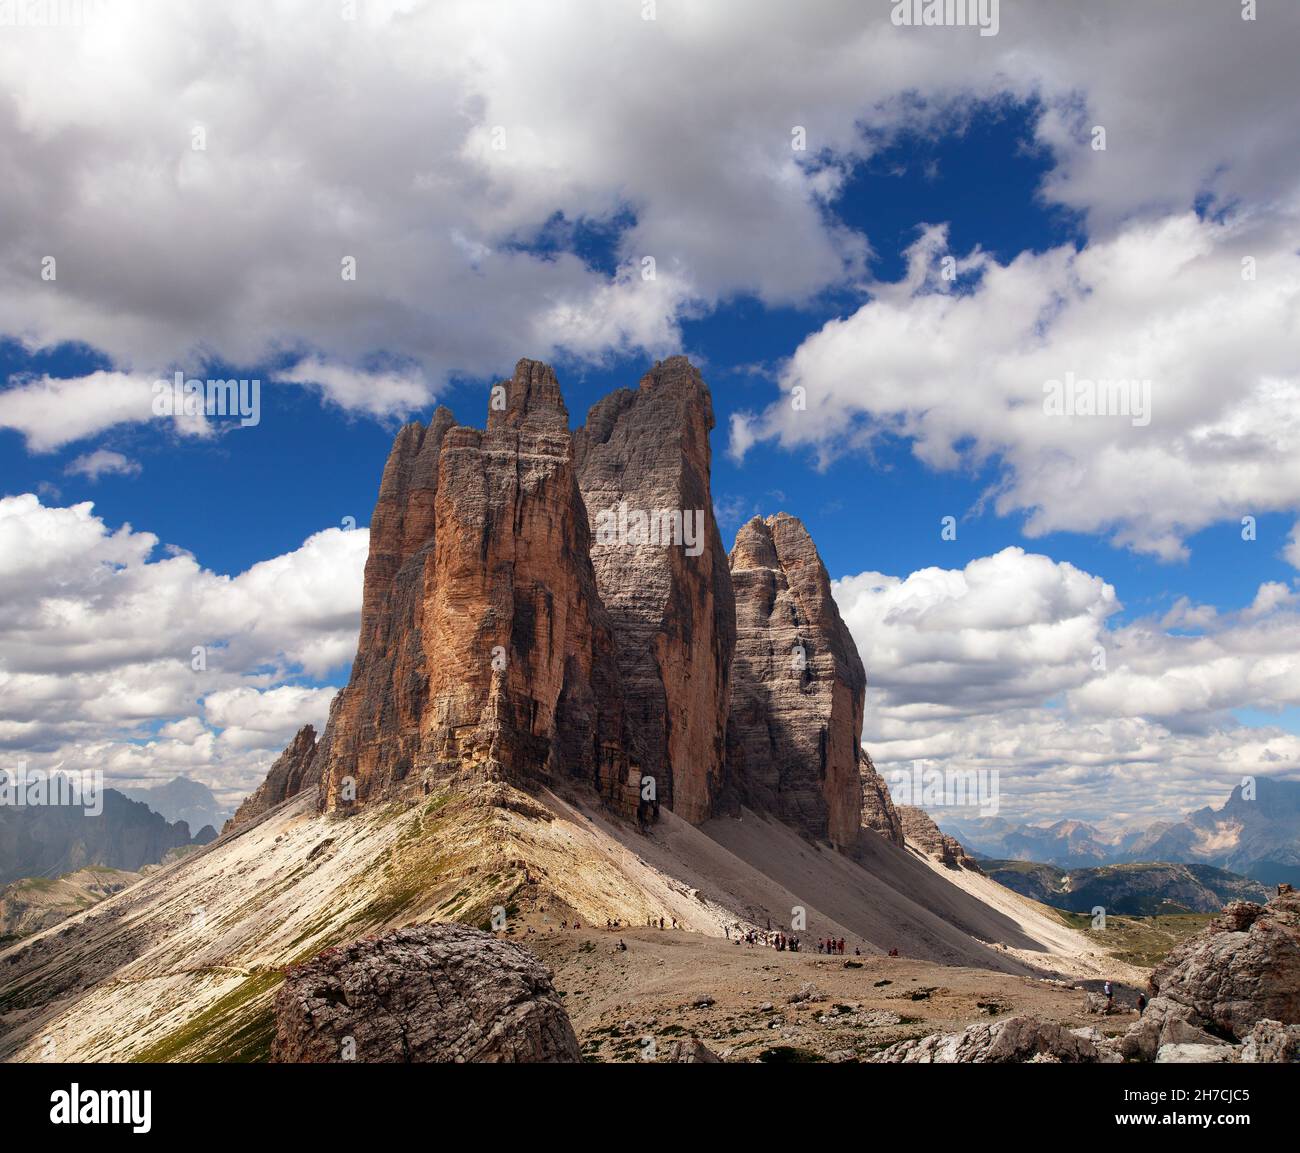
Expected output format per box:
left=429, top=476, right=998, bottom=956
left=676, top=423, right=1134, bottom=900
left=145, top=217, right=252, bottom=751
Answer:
left=1, top=0, right=1298, bottom=827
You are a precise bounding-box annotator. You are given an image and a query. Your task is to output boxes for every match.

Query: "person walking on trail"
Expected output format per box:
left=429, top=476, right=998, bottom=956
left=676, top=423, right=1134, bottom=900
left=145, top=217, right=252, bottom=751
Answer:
left=1136, top=993, right=1147, bottom=1016
left=1104, top=980, right=1114, bottom=1007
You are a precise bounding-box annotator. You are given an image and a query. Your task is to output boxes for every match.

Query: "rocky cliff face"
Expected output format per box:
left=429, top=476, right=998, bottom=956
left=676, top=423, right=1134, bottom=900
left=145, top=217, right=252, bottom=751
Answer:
left=859, top=749, right=904, bottom=847
left=244, top=355, right=880, bottom=847
left=225, top=725, right=319, bottom=831
left=899, top=805, right=982, bottom=872
left=310, top=408, right=456, bottom=805
left=574, top=357, right=735, bottom=824
left=724, top=514, right=865, bottom=847
left=315, top=360, right=643, bottom=818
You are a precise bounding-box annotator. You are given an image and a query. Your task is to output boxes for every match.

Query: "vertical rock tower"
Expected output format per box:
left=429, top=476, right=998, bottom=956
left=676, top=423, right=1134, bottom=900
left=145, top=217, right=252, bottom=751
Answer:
left=725, top=513, right=866, bottom=848
left=245, top=355, right=878, bottom=855
left=574, top=357, right=736, bottom=824
left=315, top=360, right=643, bottom=817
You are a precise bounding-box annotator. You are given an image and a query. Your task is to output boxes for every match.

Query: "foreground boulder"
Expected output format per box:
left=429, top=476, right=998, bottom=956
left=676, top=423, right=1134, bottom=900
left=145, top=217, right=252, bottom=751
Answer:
left=1155, top=1042, right=1234, bottom=1063
left=663, top=1036, right=722, bottom=1062
left=271, top=923, right=580, bottom=1063
left=1121, top=890, right=1300, bottom=1060
left=1238, top=1018, right=1300, bottom=1062
left=871, top=1015, right=1117, bottom=1063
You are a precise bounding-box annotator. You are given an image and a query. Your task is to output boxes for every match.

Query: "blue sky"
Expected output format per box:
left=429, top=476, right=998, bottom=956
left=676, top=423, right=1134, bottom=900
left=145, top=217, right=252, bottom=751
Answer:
left=2, top=2, right=1298, bottom=826
left=6, top=100, right=1286, bottom=611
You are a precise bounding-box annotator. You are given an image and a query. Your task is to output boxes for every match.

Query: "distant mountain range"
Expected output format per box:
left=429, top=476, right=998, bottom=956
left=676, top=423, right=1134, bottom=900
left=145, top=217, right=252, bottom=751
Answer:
left=981, top=860, right=1270, bottom=916
left=941, top=777, right=1300, bottom=885
left=0, top=788, right=200, bottom=887
left=120, top=776, right=231, bottom=836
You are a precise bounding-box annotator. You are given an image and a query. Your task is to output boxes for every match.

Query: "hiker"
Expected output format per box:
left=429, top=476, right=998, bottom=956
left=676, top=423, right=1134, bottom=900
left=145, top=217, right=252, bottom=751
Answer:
left=1136, top=993, right=1147, bottom=1016
left=1104, top=980, right=1114, bottom=1007
left=659, top=917, right=664, bottom=930
left=838, top=937, right=845, bottom=955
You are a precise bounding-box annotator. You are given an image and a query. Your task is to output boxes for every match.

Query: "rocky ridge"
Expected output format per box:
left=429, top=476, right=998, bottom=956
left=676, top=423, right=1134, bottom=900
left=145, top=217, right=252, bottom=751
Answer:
left=859, top=749, right=904, bottom=848
left=225, top=725, right=319, bottom=831
left=898, top=805, right=983, bottom=872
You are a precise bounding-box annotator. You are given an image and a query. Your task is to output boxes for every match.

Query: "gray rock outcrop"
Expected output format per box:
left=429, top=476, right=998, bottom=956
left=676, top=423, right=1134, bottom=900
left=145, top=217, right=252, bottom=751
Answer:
left=271, top=923, right=580, bottom=1063
left=725, top=513, right=865, bottom=847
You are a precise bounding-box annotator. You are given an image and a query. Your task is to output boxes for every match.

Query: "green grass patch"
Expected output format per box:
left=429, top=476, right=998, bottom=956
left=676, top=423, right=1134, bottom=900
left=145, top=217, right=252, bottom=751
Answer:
left=131, top=970, right=283, bottom=1064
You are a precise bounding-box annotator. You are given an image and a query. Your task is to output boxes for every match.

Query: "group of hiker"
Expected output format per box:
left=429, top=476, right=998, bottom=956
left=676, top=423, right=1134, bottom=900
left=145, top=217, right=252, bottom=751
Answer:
left=717, top=922, right=868, bottom=955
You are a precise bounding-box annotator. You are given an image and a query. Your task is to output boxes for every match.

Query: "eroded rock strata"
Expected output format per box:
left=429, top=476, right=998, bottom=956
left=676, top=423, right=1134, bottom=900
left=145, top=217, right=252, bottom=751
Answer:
left=225, top=724, right=319, bottom=831
left=724, top=513, right=866, bottom=847
left=859, top=749, right=905, bottom=848
left=574, top=357, right=736, bottom=824
left=314, top=359, right=643, bottom=818
left=243, top=356, right=885, bottom=850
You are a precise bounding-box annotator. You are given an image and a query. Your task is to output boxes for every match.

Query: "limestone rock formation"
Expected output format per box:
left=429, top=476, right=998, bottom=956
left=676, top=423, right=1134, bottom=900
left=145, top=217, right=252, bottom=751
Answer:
left=899, top=805, right=983, bottom=872
left=260, top=355, right=877, bottom=846
left=1154, top=1042, right=1235, bottom=1063
left=1238, top=1018, right=1300, bottom=1062
left=859, top=749, right=904, bottom=847
left=312, top=408, right=457, bottom=804
left=1121, top=890, right=1300, bottom=1060
left=871, top=1015, right=1118, bottom=1063
left=315, top=360, right=643, bottom=818
left=271, top=923, right=580, bottom=1063
left=574, top=357, right=735, bottom=823
left=225, top=725, right=319, bottom=831
left=724, top=514, right=865, bottom=847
